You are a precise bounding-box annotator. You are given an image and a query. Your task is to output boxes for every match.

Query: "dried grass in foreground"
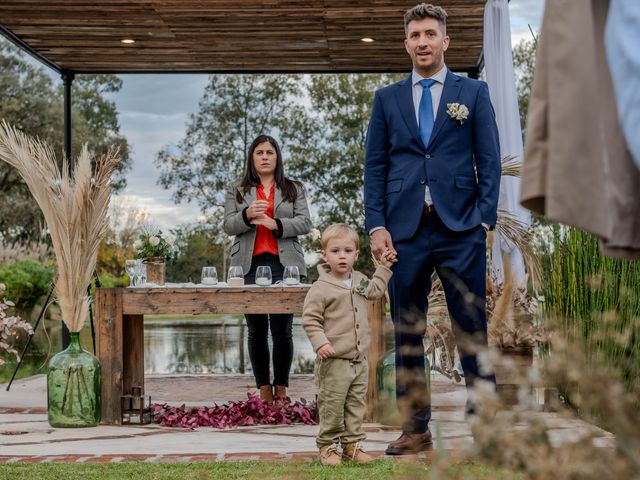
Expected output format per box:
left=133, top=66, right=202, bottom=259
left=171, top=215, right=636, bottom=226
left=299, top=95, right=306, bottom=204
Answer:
left=426, top=333, right=640, bottom=480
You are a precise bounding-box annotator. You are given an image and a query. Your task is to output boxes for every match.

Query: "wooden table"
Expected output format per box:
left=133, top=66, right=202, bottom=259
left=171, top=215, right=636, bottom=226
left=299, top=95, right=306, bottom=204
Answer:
left=95, top=286, right=386, bottom=425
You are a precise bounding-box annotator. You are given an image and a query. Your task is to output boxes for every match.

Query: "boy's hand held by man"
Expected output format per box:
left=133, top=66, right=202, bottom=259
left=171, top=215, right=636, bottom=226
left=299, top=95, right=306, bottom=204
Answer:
left=380, top=248, right=398, bottom=268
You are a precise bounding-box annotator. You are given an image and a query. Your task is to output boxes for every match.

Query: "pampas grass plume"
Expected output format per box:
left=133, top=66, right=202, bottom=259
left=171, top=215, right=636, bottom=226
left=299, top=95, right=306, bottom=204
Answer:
left=0, top=121, right=119, bottom=332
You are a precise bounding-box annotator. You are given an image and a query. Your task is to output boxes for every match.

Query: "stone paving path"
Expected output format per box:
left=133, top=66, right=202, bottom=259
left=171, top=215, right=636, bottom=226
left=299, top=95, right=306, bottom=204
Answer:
left=0, top=374, right=615, bottom=464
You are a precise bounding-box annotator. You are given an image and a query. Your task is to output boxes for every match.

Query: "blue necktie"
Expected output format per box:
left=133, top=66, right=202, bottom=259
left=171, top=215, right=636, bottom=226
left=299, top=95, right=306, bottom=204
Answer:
left=418, top=79, right=437, bottom=147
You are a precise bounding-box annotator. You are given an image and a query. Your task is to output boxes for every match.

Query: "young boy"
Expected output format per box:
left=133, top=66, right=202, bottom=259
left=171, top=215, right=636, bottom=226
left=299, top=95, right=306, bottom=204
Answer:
left=302, top=223, right=395, bottom=465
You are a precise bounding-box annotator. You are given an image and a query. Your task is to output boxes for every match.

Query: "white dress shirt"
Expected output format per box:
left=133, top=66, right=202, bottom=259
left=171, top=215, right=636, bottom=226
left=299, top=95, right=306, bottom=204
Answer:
left=412, top=65, right=448, bottom=206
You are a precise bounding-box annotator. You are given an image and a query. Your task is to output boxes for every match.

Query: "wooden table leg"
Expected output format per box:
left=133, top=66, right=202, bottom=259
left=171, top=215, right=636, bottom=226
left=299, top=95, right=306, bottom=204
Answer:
left=123, top=314, right=144, bottom=397
left=366, top=297, right=386, bottom=421
left=96, top=288, right=123, bottom=425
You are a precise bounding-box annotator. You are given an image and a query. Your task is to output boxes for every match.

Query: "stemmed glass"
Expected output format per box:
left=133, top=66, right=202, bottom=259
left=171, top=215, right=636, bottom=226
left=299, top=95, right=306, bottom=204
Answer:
left=228, top=266, right=244, bottom=287
left=283, top=266, right=300, bottom=285
left=255, top=266, right=272, bottom=286
left=201, top=266, right=218, bottom=285
left=134, top=259, right=147, bottom=286
left=125, top=259, right=137, bottom=287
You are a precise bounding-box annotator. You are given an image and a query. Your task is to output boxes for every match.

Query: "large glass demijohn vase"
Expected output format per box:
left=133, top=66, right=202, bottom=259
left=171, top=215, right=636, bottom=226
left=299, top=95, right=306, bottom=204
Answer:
left=47, top=332, right=101, bottom=427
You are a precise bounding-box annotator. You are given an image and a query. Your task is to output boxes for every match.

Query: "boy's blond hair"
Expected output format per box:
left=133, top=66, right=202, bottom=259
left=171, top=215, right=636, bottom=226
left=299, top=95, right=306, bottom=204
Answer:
left=321, top=223, right=360, bottom=250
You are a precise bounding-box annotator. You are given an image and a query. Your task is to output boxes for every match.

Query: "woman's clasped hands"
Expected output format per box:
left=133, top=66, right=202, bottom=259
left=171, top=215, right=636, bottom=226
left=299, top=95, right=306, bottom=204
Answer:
left=247, top=199, right=277, bottom=230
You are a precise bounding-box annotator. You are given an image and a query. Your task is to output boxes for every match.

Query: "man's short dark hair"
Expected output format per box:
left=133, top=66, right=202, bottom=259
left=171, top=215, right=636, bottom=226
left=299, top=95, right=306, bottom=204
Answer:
left=404, top=3, right=448, bottom=37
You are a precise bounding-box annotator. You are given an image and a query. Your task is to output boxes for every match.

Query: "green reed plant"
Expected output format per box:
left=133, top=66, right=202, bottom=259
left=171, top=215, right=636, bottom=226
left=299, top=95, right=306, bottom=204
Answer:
left=539, top=225, right=640, bottom=384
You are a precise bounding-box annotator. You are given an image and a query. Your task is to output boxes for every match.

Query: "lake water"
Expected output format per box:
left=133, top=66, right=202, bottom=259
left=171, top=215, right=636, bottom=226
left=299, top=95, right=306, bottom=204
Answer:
left=144, top=317, right=316, bottom=375
left=1, top=315, right=317, bottom=383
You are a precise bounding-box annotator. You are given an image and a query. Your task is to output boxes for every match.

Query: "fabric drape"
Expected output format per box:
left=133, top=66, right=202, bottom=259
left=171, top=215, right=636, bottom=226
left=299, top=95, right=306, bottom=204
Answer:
left=483, top=0, right=531, bottom=283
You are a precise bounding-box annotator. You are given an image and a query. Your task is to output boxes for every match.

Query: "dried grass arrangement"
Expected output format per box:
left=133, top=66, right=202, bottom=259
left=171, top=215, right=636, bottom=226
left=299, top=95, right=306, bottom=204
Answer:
left=500, top=153, right=522, bottom=178
left=425, top=279, right=461, bottom=381
left=492, top=155, right=543, bottom=289
left=493, top=209, right=543, bottom=290
left=0, top=121, right=119, bottom=332
left=488, top=254, right=544, bottom=350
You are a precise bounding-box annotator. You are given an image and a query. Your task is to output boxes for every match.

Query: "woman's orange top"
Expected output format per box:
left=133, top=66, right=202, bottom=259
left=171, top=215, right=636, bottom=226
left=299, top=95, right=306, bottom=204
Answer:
left=252, top=183, right=279, bottom=257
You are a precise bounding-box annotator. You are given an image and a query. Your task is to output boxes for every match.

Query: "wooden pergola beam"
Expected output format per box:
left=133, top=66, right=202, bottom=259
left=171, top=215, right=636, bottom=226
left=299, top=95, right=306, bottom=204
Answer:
left=0, top=0, right=486, bottom=75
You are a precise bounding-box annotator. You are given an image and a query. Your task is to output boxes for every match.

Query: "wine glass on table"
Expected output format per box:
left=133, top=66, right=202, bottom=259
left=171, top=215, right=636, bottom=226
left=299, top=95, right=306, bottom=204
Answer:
left=125, top=259, right=136, bottom=287
left=228, top=266, right=244, bottom=286
left=255, top=266, right=272, bottom=286
left=201, top=266, right=218, bottom=285
left=134, top=259, right=147, bottom=286
left=283, top=266, right=300, bottom=285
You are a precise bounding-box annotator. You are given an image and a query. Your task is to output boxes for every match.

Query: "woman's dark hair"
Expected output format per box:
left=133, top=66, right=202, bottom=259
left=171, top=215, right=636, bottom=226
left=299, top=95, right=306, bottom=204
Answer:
left=236, top=135, right=302, bottom=203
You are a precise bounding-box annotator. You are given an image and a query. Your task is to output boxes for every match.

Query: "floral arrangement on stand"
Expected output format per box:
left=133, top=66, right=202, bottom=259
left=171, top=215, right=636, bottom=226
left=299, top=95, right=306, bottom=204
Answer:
left=486, top=261, right=545, bottom=350
left=133, top=225, right=175, bottom=285
left=485, top=254, right=548, bottom=406
left=0, top=283, right=34, bottom=366
left=133, top=225, right=175, bottom=258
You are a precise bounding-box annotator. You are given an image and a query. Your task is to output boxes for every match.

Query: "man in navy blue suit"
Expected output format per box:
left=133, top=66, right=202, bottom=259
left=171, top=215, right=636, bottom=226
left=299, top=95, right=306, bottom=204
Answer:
left=364, top=3, right=501, bottom=455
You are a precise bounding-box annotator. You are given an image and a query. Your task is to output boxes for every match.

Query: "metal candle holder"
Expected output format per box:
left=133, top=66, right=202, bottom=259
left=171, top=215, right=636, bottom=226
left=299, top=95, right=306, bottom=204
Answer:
left=121, top=385, right=154, bottom=425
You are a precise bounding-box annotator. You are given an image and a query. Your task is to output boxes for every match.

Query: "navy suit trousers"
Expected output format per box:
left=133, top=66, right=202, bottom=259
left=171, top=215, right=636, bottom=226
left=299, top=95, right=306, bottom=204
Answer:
left=389, top=210, right=496, bottom=433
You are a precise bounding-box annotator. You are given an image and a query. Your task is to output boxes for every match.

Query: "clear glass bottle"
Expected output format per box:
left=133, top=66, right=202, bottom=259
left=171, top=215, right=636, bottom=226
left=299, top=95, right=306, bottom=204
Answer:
left=47, top=332, right=101, bottom=427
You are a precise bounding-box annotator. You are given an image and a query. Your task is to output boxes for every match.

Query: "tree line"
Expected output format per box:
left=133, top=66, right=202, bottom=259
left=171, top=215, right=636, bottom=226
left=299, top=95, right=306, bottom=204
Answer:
left=0, top=37, right=537, bottom=285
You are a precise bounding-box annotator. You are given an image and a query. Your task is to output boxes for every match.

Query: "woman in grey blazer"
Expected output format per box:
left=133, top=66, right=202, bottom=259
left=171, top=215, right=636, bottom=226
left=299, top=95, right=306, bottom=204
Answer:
left=223, top=135, right=312, bottom=404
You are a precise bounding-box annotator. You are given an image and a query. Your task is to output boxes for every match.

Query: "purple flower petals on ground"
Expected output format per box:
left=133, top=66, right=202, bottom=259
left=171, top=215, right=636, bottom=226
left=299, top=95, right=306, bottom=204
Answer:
left=153, top=393, right=317, bottom=429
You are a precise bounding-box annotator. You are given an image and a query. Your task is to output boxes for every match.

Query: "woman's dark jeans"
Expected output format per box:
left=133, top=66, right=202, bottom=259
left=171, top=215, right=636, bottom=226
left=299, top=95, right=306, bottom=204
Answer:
left=245, top=253, right=293, bottom=388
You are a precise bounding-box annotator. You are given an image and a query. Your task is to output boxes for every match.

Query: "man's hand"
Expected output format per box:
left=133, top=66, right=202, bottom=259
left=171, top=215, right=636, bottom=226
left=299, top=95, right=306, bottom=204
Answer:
left=316, top=343, right=336, bottom=360
left=370, top=229, right=396, bottom=261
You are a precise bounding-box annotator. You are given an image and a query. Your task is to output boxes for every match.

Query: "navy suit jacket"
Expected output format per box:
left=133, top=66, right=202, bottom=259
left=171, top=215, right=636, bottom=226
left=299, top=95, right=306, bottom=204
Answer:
left=364, top=70, right=501, bottom=241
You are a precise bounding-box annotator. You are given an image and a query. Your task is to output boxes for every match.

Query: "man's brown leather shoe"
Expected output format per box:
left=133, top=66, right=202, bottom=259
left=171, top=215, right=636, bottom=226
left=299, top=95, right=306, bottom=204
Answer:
left=385, top=430, right=433, bottom=455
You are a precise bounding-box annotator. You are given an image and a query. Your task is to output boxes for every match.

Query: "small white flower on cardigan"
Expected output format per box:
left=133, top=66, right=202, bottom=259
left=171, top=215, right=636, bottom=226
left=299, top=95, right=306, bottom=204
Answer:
left=446, top=103, right=469, bottom=124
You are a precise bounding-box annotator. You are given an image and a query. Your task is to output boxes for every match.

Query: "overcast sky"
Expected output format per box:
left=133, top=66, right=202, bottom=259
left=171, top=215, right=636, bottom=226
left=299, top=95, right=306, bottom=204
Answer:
left=8, top=0, right=545, bottom=230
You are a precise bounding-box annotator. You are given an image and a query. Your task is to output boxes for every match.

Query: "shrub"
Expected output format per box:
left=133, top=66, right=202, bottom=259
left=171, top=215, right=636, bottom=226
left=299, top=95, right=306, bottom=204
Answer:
left=0, top=260, right=54, bottom=316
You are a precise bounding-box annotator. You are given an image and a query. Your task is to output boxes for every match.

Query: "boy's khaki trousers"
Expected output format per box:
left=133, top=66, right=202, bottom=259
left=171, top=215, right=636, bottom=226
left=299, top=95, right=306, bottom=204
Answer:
left=314, top=357, right=368, bottom=447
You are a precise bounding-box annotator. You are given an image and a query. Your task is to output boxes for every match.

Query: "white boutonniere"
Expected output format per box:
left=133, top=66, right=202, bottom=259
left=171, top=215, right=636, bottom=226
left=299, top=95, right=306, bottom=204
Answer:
left=355, top=278, right=369, bottom=296
left=446, top=103, right=469, bottom=124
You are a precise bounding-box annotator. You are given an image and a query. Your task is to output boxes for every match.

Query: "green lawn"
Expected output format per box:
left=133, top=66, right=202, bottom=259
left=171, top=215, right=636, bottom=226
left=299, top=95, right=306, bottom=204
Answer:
left=0, top=460, right=520, bottom=480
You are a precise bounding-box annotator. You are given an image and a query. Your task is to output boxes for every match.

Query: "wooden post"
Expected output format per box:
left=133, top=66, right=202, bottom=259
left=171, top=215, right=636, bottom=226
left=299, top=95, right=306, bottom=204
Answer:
left=96, top=287, right=123, bottom=425
left=123, top=314, right=144, bottom=397
left=366, top=296, right=386, bottom=420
